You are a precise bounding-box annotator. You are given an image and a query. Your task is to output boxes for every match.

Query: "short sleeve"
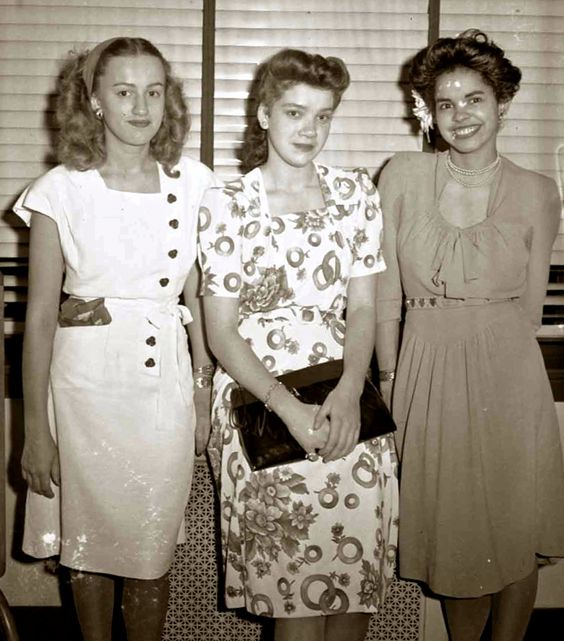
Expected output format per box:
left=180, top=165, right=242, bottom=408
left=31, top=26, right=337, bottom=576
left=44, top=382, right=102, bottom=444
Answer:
left=375, top=154, right=406, bottom=323
left=12, top=167, right=63, bottom=228
left=197, top=184, right=244, bottom=298
left=349, top=168, right=386, bottom=278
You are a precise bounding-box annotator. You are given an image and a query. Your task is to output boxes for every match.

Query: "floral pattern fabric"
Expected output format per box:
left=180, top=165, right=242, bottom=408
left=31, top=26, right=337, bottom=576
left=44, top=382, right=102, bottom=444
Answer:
left=198, top=164, right=399, bottom=618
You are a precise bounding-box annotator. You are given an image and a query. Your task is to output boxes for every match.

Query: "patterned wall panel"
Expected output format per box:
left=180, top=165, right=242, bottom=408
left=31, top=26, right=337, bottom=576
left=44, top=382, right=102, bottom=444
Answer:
left=164, top=462, right=422, bottom=641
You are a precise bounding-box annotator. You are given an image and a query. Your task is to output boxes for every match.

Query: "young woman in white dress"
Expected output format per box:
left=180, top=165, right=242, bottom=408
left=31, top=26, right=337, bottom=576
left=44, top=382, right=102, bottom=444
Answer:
left=14, top=37, right=216, bottom=641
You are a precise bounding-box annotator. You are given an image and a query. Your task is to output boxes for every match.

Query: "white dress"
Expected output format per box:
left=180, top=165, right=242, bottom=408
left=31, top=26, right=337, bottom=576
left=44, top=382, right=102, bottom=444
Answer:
left=14, top=157, right=217, bottom=579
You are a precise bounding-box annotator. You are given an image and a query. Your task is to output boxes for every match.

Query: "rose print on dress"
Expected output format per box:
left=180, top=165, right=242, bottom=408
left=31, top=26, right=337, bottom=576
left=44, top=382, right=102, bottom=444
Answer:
left=240, top=266, right=294, bottom=315
left=239, top=468, right=317, bottom=562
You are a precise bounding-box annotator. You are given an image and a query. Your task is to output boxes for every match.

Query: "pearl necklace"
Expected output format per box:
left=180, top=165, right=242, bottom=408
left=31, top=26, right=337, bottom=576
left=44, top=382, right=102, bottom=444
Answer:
left=446, top=153, right=501, bottom=188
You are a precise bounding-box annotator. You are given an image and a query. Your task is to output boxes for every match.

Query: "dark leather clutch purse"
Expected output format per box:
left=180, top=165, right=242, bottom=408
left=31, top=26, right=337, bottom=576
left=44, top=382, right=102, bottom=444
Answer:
left=230, top=359, right=396, bottom=471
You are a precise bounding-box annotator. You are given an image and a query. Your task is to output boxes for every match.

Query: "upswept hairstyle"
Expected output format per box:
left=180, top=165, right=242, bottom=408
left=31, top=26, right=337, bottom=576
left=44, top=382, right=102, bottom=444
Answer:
left=56, top=37, right=189, bottom=174
left=410, top=29, right=522, bottom=109
left=241, top=49, right=350, bottom=172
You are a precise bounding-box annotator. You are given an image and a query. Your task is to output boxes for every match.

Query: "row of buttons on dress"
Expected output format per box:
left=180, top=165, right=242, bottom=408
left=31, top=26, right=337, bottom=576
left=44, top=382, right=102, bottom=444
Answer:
left=146, top=190, right=179, bottom=368
left=158, top=192, right=180, bottom=289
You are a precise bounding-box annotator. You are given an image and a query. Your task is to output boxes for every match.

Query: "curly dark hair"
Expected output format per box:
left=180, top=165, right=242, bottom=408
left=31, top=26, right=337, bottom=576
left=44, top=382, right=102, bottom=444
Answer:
left=56, top=37, right=189, bottom=174
left=410, top=29, right=522, bottom=109
left=240, top=49, right=350, bottom=172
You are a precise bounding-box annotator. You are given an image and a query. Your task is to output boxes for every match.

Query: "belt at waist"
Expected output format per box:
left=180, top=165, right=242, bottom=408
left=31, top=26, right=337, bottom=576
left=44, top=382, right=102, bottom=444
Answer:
left=405, top=296, right=519, bottom=310
left=60, top=296, right=193, bottom=327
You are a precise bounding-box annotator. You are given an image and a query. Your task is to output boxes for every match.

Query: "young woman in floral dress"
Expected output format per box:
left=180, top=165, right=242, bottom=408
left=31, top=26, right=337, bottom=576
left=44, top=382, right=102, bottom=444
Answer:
left=197, top=49, right=398, bottom=641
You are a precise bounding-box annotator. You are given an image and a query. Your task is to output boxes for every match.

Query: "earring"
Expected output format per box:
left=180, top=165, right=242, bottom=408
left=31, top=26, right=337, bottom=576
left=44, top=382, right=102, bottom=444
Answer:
left=95, top=108, right=103, bottom=120
left=259, top=120, right=268, bottom=130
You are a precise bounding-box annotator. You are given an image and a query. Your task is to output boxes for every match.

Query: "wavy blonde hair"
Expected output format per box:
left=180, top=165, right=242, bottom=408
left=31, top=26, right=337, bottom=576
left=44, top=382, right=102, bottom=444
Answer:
left=56, top=37, right=189, bottom=175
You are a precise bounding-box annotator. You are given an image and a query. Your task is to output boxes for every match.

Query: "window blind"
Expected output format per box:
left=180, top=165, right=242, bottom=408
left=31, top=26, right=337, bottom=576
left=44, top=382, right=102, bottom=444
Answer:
left=213, top=0, right=430, bottom=182
left=0, top=0, right=204, bottom=336
left=439, top=0, right=564, bottom=268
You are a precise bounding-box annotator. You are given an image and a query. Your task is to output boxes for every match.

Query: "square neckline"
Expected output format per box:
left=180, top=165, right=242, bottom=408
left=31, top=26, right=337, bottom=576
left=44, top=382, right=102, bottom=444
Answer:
left=93, top=161, right=164, bottom=196
left=257, top=162, right=331, bottom=219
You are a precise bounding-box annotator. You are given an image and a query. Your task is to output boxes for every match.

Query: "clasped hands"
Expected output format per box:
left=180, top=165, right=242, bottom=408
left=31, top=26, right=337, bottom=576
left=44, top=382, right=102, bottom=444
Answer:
left=286, top=384, right=361, bottom=463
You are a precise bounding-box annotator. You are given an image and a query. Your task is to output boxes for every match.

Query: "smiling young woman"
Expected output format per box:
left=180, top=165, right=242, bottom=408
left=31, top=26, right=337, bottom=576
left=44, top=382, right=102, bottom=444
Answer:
left=375, top=29, right=564, bottom=641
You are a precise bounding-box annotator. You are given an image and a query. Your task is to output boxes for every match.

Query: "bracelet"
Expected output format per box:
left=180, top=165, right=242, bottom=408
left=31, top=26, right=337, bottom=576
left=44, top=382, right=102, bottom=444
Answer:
left=379, top=369, right=396, bottom=382
left=263, top=381, right=284, bottom=412
left=193, top=364, right=214, bottom=389
left=194, top=364, right=214, bottom=376
left=194, top=375, right=212, bottom=389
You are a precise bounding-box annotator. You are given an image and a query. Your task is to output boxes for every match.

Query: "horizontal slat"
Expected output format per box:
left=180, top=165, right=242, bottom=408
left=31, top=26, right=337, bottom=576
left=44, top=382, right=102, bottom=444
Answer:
left=1, top=274, right=27, bottom=287
left=214, top=62, right=413, bottom=83
left=208, top=78, right=564, bottom=105
left=214, top=119, right=417, bottom=136
left=211, top=116, right=564, bottom=139
left=0, top=0, right=203, bottom=8
left=0, top=227, right=28, bottom=243
left=215, top=47, right=425, bottom=66
left=440, top=14, right=564, bottom=35
left=212, top=80, right=413, bottom=102
left=215, top=28, right=428, bottom=49
left=3, top=290, right=26, bottom=303
left=1, top=111, right=203, bottom=132
left=0, top=41, right=203, bottom=66
left=442, top=0, right=564, bottom=15
left=0, top=76, right=204, bottom=99
left=214, top=132, right=424, bottom=151
left=0, top=128, right=206, bottom=146
left=1, top=25, right=204, bottom=46
left=0, top=243, right=27, bottom=257
left=2, top=6, right=201, bottom=27
left=3, top=321, right=24, bottom=336
left=216, top=10, right=428, bottom=30
left=2, top=60, right=203, bottom=86
left=216, top=0, right=427, bottom=11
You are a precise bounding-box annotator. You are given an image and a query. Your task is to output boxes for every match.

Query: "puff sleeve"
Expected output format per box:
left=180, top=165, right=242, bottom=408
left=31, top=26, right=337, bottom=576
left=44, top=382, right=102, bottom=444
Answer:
left=348, top=168, right=386, bottom=278
left=197, top=184, right=245, bottom=298
left=12, top=167, right=65, bottom=228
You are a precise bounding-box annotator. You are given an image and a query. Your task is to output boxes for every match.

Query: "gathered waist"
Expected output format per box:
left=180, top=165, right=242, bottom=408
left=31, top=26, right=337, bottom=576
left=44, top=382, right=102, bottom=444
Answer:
left=403, top=298, right=531, bottom=345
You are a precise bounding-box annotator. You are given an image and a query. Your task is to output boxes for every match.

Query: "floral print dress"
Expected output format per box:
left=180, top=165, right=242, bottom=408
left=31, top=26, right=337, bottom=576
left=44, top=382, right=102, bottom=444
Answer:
left=198, top=163, right=399, bottom=618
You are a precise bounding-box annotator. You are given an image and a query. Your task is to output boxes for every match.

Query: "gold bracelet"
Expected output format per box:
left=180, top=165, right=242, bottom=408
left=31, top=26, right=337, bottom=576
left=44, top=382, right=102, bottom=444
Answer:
left=379, top=369, right=396, bottom=382
left=263, top=381, right=284, bottom=412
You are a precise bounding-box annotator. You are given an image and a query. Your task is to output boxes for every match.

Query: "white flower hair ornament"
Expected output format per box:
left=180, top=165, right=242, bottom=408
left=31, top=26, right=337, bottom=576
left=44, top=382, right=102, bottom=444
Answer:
left=411, top=89, right=433, bottom=142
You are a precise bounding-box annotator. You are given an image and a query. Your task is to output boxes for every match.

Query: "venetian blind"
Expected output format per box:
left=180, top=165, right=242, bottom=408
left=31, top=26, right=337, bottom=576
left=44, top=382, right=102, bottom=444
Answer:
left=439, top=0, right=564, bottom=268
left=0, top=0, right=204, bottom=336
left=213, top=0, right=430, bottom=182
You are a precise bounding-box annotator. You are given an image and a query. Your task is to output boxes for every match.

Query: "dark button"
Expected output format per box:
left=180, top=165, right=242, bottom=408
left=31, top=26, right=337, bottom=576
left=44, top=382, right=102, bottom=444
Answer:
left=168, top=249, right=178, bottom=259
left=146, top=336, right=156, bottom=346
left=159, top=278, right=169, bottom=287
left=169, top=219, right=179, bottom=229
left=145, top=358, right=156, bottom=368
left=167, top=193, right=177, bottom=203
